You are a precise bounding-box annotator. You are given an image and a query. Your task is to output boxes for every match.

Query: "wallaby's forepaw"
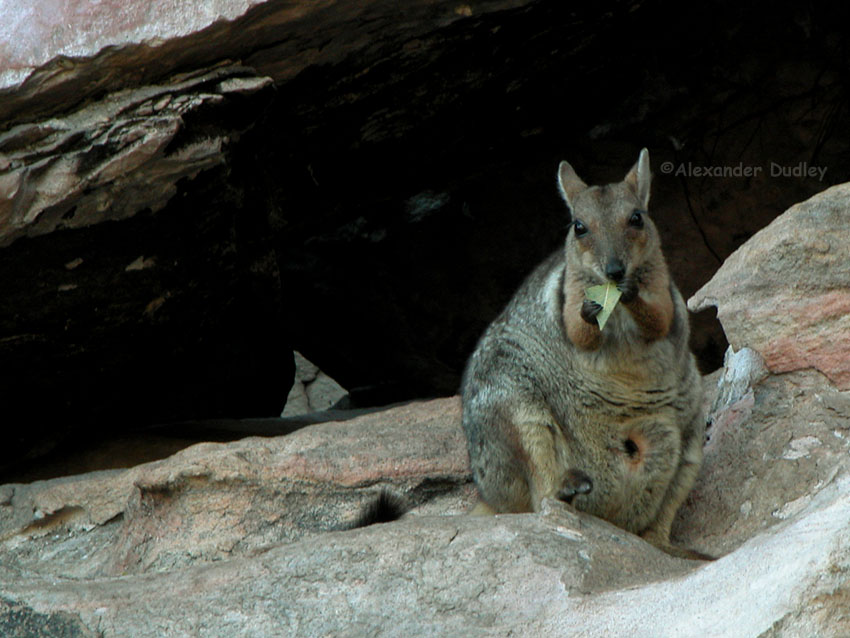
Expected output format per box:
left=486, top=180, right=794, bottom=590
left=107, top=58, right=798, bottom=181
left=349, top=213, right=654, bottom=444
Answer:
left=557, top=469, right=593, bottom=504
left=580, top=299, right=603, bottom=325
left=617, top=277, right=639, bottom=303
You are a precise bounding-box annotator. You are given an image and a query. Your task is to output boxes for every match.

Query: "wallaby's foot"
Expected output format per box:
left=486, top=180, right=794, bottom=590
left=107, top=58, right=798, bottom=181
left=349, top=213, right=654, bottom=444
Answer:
left=660, top=544, right=715, bottom=561
left=469, top=500, right=497, bottom=516
left=686, top=548, right=715, bottom=561
left=641, top=530, right=715, bottom=561
left=557, top=469, right=593, bottom=504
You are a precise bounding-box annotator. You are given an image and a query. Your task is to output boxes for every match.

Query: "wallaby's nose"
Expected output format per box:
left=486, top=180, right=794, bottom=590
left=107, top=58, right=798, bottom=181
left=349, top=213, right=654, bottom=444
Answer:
left=605, top=258, right=626, bottom=282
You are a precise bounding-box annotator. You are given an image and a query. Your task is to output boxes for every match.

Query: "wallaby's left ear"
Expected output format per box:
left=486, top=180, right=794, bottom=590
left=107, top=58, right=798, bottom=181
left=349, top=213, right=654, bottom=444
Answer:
left=557, top=160, right=588, bottom=219
left=624, top=148, right=651, bottom=209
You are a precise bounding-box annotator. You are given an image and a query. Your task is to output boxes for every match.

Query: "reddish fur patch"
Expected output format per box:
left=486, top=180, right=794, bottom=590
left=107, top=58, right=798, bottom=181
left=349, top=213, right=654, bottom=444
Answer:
left=625, top=293, right=673, bottom=341
left=622, top=261, right=674, bottom=341
left=563, top=276, right=602, bottom=351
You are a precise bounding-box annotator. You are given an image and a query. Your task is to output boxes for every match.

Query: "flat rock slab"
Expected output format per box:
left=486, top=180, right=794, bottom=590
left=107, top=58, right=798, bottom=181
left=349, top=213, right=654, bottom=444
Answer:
left=2, top=363, right=850, bottom=636
left=2, top=481, right=850, bottom=638
left=1, top=398, right=472, bottom=578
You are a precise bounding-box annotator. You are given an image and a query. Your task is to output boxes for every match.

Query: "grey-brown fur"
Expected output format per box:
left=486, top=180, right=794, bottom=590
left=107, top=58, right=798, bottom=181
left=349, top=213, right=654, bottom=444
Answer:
left=461, top=149, right=706, bottom=558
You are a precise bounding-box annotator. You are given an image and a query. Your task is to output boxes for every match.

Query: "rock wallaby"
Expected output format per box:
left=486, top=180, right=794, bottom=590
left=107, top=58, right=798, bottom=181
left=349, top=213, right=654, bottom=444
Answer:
left=461, top=149, right=707, bottom=559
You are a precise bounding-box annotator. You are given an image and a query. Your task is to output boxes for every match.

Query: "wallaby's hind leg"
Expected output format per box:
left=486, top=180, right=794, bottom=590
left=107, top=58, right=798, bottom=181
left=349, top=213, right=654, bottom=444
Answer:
left=640, top=429, right=706, bottom=557
left=465, top=404, right=583, bottom=513
left=468, top=442, right=589, bottom=514
left=515, top=414, right=584, bottom=511
left=464, top=404, right=535, bottom=513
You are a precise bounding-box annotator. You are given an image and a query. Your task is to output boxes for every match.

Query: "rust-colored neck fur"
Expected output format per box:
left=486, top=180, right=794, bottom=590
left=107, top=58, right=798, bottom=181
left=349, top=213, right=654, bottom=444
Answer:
left=562, top=255, right=673, bottom=351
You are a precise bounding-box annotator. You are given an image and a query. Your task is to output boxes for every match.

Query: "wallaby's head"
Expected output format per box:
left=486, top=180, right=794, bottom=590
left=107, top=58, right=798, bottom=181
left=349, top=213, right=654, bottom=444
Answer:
left=557, top=148, right=664, bottom=284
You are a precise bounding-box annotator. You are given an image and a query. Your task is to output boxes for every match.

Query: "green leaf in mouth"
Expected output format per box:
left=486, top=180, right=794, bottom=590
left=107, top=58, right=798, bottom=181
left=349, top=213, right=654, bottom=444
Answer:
left=585, top=282, right=622, bottom=331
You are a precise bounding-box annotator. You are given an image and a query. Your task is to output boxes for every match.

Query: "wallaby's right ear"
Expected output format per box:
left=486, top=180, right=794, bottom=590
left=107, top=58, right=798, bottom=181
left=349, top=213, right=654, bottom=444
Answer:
left=557, top=160, right=587, bottom=218
left=624, top=148, right=651, bottom=209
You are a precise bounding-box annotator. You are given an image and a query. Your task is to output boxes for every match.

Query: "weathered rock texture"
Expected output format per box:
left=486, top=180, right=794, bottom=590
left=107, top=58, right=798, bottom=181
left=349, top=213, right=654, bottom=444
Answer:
left=282, top=351, right=349, bottom=416
left=690, top=183, right=850, bottom=390
left=1, top=361, right=849, bottom=636
left=674, top=363, right=850, bottom=558
left=0, top=398, right=472, bottom=580
left=0, top=0, right=533, bottom=126
left=0, top=64, right=272, bottom=246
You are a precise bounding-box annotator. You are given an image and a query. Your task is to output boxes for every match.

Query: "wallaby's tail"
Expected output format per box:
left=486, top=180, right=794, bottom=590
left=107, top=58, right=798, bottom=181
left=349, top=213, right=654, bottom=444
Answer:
left=352, top=490, right=408, bottom=528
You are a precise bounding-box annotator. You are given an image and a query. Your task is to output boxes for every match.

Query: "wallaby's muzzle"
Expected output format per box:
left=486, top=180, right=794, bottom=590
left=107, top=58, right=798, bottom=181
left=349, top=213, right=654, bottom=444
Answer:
left=605, top=257, right=626, bottom=282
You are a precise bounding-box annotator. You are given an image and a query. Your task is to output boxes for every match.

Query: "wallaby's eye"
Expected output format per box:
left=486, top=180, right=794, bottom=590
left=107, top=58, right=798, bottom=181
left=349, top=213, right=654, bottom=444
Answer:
left=629, top=209, right=645, bottom=229
left=573, top=220, right=588, bottom=237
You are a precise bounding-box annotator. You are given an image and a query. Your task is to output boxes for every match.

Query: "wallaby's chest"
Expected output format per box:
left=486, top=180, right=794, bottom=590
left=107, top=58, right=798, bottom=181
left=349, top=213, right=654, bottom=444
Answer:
left=539, top=317, right=684, bottom=424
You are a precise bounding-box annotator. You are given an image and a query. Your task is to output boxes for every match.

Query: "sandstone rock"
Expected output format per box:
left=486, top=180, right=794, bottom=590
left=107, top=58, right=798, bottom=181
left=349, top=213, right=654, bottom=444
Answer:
left=2, top=351, right=850, bottom=635
left=282, top=351, right=349, bottom=416
left=0, top=63, right=272, bottom=246
left=674, top=368, right=850, bottom=558
left=2, top=475, right=849, bottom=637
left=0, top=0, right=533, bottom=127
left=689, top=183, right=850, bottom=390
left=0, top=504, right=695, bottom=638
left=0, top=597, right=97, bottom=638
left=0, top=0, right=265, bottom=91
left=0, top=398, right=471, bottom=578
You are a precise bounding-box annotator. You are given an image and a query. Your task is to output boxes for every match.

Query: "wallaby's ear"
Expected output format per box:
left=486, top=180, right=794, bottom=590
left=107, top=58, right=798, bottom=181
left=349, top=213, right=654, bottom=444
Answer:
left=557, top=160, right=588, bottom=216
left=624, top=148, right=651, bottom=209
